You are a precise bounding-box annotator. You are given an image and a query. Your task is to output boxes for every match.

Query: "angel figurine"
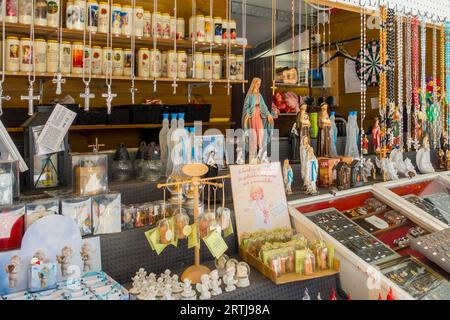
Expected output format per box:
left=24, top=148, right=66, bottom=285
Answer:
left=242, top=77, right=276, bottom=163
left=196, top=274, right=212, bottom=300
left=317, top=103, right=332, bottom=157
left=283, top=159, right=294, bottom=195
left=171, top=275, right=183, bottom=300
left=209, top=270, right=222, bottom=296
left=181, top=278, right=197, bottom=300
left=235, top=262, right=250, bottom=288
left=223, top=267, right=238, bottom=292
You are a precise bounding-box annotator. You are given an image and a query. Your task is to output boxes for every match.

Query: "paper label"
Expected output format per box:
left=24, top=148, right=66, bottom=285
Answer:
left=36, top=104, right=77, bottom=152
left=187, top=223, right=198, bottom=249
left=203, top=231, right=228, bottom=259
left=223, top=217, right=234, bottom=238
left=32, top=125, right=65, bottom=156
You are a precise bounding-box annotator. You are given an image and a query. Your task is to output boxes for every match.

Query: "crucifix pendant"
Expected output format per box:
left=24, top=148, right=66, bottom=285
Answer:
left=0, top=88, right=11, bottom=115
left=21, top=86, right=40, bottom=116
left=52, top=73, right=66, bottom=95
left=172, top=81, right=178, bottom=95
left=208, top=81, right=213, bottom=95
left=102, top=87, right=117, bottom=114
left=80, top=86, right=95, bottom=111
left=130, top=87, right=138, bottom=104
left=271, top=80, right=278, bottom=96
left=153, top=80, right=157, bottom=93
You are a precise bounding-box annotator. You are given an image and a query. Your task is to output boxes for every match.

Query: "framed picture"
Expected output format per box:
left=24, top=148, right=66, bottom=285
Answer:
left=230, top=163, right=291, bottom=243
left=194, top=134, right=225, bottom=168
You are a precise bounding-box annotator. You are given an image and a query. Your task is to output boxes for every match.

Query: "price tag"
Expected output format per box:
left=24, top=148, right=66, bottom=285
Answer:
left=203, top=231, right=228, bottom=259
left=188, top=224, right=199, bottom=249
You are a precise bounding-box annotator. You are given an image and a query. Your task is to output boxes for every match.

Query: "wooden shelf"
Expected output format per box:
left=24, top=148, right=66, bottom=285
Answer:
left=2, top=23, right=251, bottom=53
left=6, top=121, right=235, bottom=133
left=0, top=71, right=247, bottom=84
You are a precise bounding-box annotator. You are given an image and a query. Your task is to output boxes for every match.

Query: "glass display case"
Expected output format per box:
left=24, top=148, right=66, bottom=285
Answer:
left=374, top=173, right=450, bottom=230
left=289, top=186, right=450, bottom=300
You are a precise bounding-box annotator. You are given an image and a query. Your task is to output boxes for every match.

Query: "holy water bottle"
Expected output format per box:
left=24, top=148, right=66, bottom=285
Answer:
left=345, top=111, right=360, bottom=158
left=159, top=114, right=170, bottom=176
left=166, top=114, right=178, bottom=177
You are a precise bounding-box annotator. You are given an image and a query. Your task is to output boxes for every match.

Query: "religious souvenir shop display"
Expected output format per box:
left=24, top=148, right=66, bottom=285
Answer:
left=290, top=184, right=450, bottom=300
left=410, top=228, right=450, bottom=273
left=375, top=174, right=450, bottom=228
left=0, top=215, right=127, bottom=300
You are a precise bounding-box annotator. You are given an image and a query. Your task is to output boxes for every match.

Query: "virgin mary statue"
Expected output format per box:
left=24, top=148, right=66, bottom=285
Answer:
left=242, top=77, right=275, bottom=162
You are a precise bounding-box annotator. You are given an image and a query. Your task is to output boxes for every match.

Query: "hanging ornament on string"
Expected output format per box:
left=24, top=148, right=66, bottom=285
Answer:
left=394, top=14, right=403, bottom=150
left=378, top=5, right=388, bottom=158
left=152, top=0, right=158, bottom=93
left=52, top=0, right=65, bottom=95
left=385, top=8, right=395, bottom=152
left=270, top=0, right=277, bottom=96
left=20, top=0, right=40, bottom=116
left=430, top=24, right=439, bottom=149
left=445, top=22, right=450, bottom=153
left=420, top=19, right=427, bottom=141
left=207, top=0, right=213, bottom=95
left=0, top=0, right=11, bottom=115
left=80, top=3, right=95, bottom=112
left=102, top=0, right=117, bottom=114
left=411, top=16, right=420, bottom=150
left=405, top=15, right=413, bottom=151
left=359, top=4, right=367, bottom=159
left=129, top=0, right=138, bottom=102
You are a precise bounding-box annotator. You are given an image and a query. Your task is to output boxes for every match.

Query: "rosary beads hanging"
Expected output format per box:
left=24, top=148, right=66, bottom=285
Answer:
left=20, top=0, right=40, bottom=116
left=420, top=19, right=427, bottom=140
left=102, top=0, right=117, bottom=114
left=412, top=16, right=420, bottom=150
left=396, top=14, right=404, bottom=150
left=378, top=5, right=387, bottom=158
left=270, top=0, right=277, bottom=96
left=445, top=23, right=450, bottom=149
left=80, top=3, right=95, bottom=112
left=405, top=15, right=412, bottom=151
left=432, top=24, right=439, bottom=149
left=360, top=4, right=367, bottom=159
left=0, top=0, right=11, bottom=115
left=130, top=0, right=138, bottom=102
left=386, top=8, right=395, bottom=151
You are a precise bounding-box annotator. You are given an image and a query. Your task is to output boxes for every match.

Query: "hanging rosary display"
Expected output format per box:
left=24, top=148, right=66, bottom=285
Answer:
left=20, top=0, right=40, bottom=116
left=420, top=19, right=428, bottom=141
left=378, top=5, right=388, bottom=158
left=270, top=0, right=277, bottom=96
left=445, top=22, right=450, bottom=151
left=394, top=14, right=403, bottom=150
left=405, top=16, right=413, bottom=151
left=386, top=8, right=395, bottom=151
left=80, top=3, right=95, bottom=112
left=412, top=16, right=420, bottom=150
left=431, top=25, right=439, bottom=149
left=440, top=24, right=447, bottom=149
left=0, top=0, right=11, bottom=115
left=130, top=0, right=138, bottom=102
left=359, top=5, right=367, bottom=158
left=102, top=0, right=117, bottom=114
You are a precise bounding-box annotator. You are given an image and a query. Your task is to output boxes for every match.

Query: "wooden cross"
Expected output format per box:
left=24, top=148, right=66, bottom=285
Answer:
left=88, top=138, right=105, bottom=153
left=80, top=86, right=95, bottom=111
left=21, top=86, right=40, bottom=116
left=0, top=88, right=11, bottom=114
left=102, top=87, right=117, bottom=114
left=52, top=73, right=66, bottom=95
left=270, top=80, right=278, bottom=96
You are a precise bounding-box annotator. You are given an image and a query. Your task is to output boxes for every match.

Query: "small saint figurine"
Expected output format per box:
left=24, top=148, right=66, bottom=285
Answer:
left=235, top=262, right=250, bottom=288
left=362, top=134, right=369, bottom=155
left=392, top=106, right=401, bottom=147
left=283, top=159, right=294, bottom=195
left=416, top=135, right=435, bottom=174
left=300, top=136, right=311, bottom=191
left=161, top=284, right=174, bottom=300
left=317, top=103, right=332, bottom=157
left=223, top=267, right=238, bottom=292
left=296, top=103, right=311, bottom=147
left=209, top=270, right=223, bottom=296
left=196, top=274, right=212, bottom=300
left=242, top=77, right=276, bottom=163
left=171, top=275, right=183, bottom=299
left=372, top=117, right=381, bottom=154
left=305, top=147, right=319, bottom=195
left=181, top=278, right=197, bottom=300
left=289, top=121, right=300, bottom=161
left=215, top=254, right=229, bottom=278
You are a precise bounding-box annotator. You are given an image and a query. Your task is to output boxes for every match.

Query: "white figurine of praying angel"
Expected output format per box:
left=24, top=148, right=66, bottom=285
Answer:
left=181, top=278, right=197, bottom=300
left=209, top=270, right=223, bottom=296
left=196, top=274, right=212, bottom=300
left=224, top=267, right=238, bottom=292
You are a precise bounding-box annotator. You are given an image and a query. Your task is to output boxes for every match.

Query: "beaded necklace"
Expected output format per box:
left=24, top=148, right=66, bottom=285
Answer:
left=379, top=6, right=388, bottom=158
left=441, top=24, right=446, bottom=143
left=420, top=19, right=427, bottom=140
left=396, top=15, right=403, bottom=150
left=360, top=5, right=366, bottom=159
left=412, top=16, right=420, bottom=150
left=445, top=22, right=450, bottom=149
left=405, top=16, right=412, bottom=151
left=432, top=25, right=438, bottom=149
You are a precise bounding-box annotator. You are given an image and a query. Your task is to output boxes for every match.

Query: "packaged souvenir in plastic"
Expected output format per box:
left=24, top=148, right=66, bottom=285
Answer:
left=92, top=193, right=121, bottom=235
left=158, top=218, right=173, bottom=245
left=121, top=205, right=136, bottom=230
left=72, top=154, right=108, bottom=196
left=0, top=160, right=19, bottom=205
left=61, top=196, right=92, bottom=237
left=25, top=198, right=59, bottom=230
left=0, top=204, right=25, bottom=251
left=175, top=209, right=189, bottom=240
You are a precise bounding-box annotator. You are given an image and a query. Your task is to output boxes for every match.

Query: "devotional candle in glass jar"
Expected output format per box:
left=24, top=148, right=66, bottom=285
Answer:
left=195, top=14, right=205, bottom=42
left=97, top=1, right=109, bottom=33
left=161, top=13, right=170, bottom=39
left=212, top=53, right=221, bottom=80
left=193, top=52, right=204, bottom=79
left=46, top=0, right=60, bottom=28
left=34, top=38, right=47, bottom=73
left=152, top=11, right=162, bottom=39
left=121, top=5, right=132, bottom=36
left=34, top=0, right=48, bottom=26
left=167, top=50, right=177, bottom=79
left=203, top=52, right=212, bottom=79
left=149, top=49, right=161, bottom=78
left=86, top=0, right=98, bottom=32
left=91, top=45, right=102, bottom=74
left=82, top=45, right=91, bottom=74
left=177, top=50, right=187, bottom=79
left=59, top=41, right=71, bottom=73
left=73, top=0, right=85, bottom=30
left=229, top=19, right=237, bottom=44
left=18, top=0, right=32, bottom=24
left=111, top=3, right=122, bottom=35
left=204, top=15, right=213, bottom=43
left=176, top=17, right=185, bottom=40
left=46, top=39, right=58, bottom=73
left=160, top=51, right=167, bottom=77
left=65, top=1, right=74, bottom=29
left=6, top=36, right=20, bottom=72
left=101, top=46, right=112, bottom=75
left=5, top=0, right=18, bottom=23
left=143, top=10, right=151, bottom=37
left=134, top=6, right=144, bottom=37
left=71, top=41, right=83, bottom=74
left=138, top=48, right=150, bottom=77
left=112, top=47, right=124, bottom=76
left=19, top=37, right=33, bottom=72
left=123, top=48, right=132, bottom=76
left=213, top=17, right=222, bottom=44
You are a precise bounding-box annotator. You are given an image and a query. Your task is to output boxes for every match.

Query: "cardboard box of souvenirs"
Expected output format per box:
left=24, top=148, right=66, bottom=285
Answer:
left=230, top=163, right=340, bottom=285
left=318, top=157, right=340, bottom=188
